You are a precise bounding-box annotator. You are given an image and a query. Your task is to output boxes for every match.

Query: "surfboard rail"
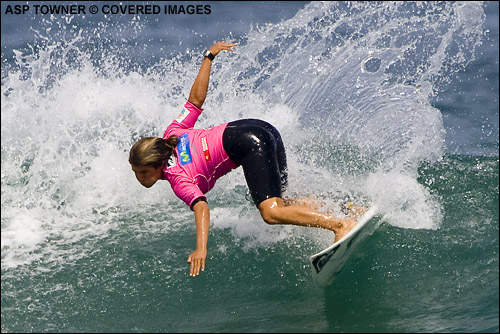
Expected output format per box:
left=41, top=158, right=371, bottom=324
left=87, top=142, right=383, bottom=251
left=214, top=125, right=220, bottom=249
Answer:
left=310, top=205, right=379, bottom=287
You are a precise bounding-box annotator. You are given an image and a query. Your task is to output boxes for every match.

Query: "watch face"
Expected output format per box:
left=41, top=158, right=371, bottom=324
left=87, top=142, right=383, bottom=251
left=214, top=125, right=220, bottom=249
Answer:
left=203, top=50, right=214, bottom=60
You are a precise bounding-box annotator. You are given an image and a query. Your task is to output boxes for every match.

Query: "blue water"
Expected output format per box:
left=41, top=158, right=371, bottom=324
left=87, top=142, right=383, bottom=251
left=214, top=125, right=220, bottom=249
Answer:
left=2, top=1, right=498, bottom=333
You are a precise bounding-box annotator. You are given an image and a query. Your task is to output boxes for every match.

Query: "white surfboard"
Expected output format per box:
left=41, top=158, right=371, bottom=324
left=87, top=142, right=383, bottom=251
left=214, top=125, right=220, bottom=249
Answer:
left=310, top=206, right=379, bottom=287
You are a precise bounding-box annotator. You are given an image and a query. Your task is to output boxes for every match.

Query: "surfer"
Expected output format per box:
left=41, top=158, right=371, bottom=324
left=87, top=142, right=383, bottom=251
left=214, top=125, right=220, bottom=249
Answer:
left=129, top=42, right=359, bottom=277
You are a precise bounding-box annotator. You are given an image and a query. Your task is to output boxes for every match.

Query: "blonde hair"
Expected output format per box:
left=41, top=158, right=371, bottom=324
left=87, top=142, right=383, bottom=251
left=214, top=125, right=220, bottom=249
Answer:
left=129, top=136, right=178, bottom=168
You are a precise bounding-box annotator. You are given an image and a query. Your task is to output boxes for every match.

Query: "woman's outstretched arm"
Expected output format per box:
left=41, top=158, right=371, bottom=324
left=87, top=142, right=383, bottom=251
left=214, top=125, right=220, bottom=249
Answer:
left=187, top=200, right=210, bottom=276
left=188, top=41, right=237, bottom=108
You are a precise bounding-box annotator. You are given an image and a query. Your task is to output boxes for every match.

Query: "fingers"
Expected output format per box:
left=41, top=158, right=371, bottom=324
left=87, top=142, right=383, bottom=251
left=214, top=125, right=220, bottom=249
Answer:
left=189, top=258, right=204, bottom=276
left=209, top=42, right=238, bottom=56
left=187, top=255, right=206, bottom=277
left=220, top=42, right=238, bottom=51
left=216, top=41, right=237, bottom=48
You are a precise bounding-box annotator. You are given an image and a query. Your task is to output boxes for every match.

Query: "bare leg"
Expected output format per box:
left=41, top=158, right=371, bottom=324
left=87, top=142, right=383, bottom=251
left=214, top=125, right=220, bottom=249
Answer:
left=282, top=196, right=326, bottom=211
left=283, top=196, right=366, bottom=218
left=258, top=197, right=357, bottom=242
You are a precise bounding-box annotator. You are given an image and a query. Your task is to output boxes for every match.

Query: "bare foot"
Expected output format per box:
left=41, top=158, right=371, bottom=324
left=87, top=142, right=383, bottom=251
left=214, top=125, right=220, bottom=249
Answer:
left=333, top=217, right=357, bottom=242
left=341, top=202, right=368, bottom=219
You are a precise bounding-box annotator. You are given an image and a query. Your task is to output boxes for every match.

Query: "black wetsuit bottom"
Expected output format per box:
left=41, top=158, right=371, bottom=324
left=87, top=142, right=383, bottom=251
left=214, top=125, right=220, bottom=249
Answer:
left=222, top=119, right=288, bottom=206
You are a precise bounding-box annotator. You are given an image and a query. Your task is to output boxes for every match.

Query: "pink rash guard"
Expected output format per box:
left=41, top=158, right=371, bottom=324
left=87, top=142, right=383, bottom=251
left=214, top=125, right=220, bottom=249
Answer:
left=162, top=101, right=238, bottom=208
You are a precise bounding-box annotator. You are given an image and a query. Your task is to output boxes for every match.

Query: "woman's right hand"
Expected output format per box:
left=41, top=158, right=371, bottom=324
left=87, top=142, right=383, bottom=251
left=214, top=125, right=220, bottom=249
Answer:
left=208, top=41, right=237, bottom=57
left=187, top=247, right=207, bottom=277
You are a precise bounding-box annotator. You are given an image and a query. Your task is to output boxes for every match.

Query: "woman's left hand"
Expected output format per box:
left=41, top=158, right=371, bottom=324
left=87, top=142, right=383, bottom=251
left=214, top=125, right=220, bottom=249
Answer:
left=209, top=41, right=238, bottom=57
left=187, top=248, right=207, bottom=276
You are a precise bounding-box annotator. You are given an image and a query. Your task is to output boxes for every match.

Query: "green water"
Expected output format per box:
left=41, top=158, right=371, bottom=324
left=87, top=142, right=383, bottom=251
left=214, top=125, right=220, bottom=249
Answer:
left=2, top=156, right=498, bottom=333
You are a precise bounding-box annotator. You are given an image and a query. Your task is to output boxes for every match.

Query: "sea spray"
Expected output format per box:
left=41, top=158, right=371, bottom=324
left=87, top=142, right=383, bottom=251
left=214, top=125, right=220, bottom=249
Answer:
left=1, top=2, right=486, bottom=271
left=211, top=1, right=485, bottom=230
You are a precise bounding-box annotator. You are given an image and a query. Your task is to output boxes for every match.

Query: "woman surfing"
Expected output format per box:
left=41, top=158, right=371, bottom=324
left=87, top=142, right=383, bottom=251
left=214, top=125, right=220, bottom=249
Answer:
left=129, top=42, right=361, bottom=277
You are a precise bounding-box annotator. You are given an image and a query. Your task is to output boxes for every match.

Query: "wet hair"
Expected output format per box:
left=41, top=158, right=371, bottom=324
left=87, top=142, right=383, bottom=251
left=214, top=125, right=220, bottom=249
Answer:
left=129, top=136, right=178, bottom=169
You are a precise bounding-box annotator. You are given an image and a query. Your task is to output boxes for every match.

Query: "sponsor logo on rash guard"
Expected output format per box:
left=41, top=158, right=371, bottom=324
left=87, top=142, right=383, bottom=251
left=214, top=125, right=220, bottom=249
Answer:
left=177, top=133, right=192, bottom=166
left=176, top=107, right=189, bottom=123
left=201, top=137, right=211, bottom=162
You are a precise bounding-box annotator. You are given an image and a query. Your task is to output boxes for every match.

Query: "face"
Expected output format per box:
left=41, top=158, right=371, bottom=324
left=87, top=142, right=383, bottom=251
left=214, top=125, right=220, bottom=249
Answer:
left=131, top=164, right=163, bottom=188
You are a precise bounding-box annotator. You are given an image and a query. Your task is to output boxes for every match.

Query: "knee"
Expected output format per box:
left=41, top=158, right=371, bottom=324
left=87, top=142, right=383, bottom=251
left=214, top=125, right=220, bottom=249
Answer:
left=259, top=205, right=281, bottom=225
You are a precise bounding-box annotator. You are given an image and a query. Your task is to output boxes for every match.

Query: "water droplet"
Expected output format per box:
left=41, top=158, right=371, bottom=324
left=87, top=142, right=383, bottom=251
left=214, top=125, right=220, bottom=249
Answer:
left=361, top=57, right=381, bottom=73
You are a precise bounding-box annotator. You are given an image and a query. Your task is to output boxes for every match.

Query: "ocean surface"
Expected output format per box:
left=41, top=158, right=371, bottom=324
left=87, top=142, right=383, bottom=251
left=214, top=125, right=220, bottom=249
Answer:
left=1, top=1, right=498, bottom=333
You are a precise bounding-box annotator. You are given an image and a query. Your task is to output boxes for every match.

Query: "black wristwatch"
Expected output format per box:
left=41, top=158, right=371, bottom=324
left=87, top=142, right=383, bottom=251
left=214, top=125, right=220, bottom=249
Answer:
left=203, top=49, right=215, bottom=61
